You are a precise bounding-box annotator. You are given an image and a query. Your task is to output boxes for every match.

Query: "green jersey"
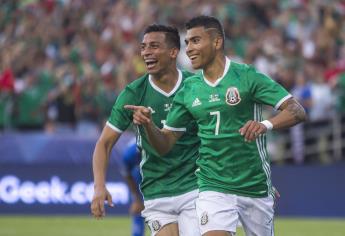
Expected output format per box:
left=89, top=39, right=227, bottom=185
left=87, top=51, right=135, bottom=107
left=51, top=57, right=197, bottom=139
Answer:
left=165, top=58, right=291, bottom=198
left=107, top=70, right=199, bottom=200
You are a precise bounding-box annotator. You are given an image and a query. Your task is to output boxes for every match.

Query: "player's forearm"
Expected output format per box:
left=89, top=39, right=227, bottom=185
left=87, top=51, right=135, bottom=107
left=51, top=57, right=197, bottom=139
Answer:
left=92, top=141, right=112, bottom=188
left=270, top=98, right=307, bottom=130
left=144, top=123, right=176, bottom=156
left=93, top=127, right=120, bottom=188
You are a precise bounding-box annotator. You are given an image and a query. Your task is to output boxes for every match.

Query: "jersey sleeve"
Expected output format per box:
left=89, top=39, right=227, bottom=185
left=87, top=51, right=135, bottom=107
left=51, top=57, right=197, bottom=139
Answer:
left=164, top=86, right=193, bottom=131
left=107, top=87, right=135, bottom=133
left=248, top=66, right=292, bottom=110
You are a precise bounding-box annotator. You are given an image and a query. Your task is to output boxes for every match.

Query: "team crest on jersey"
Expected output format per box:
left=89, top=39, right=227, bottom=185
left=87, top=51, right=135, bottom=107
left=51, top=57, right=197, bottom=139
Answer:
left=151, top=220, right=161, bottom=231
left=200, top=211, right=208, bottom=225
left=225, top=87, right=241, bottom=105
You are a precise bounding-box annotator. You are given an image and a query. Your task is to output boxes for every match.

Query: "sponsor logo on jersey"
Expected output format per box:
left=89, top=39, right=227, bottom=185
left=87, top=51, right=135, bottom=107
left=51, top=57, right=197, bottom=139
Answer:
left=192, top=98, right=202, bottom=107
left=147, top=106, right=156, bottom=114
left=200, top=211, right=208, bottom=225
left=225, top=87, right=241, bottom=105
left=152, top=220, right=161, bottom=231
left=164, top=103, right=172, bottom=111
left=209, top=94, right=220, bottom=102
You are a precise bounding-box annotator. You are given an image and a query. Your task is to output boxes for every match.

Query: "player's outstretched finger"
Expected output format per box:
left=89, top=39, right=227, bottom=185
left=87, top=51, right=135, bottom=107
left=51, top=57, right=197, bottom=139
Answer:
left=124, top=105, right=151, bottom=116
left=124, top=105, right=139, bottom=111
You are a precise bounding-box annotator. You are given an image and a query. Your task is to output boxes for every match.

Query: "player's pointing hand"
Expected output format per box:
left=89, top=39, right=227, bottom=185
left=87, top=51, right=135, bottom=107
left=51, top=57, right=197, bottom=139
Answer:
left=124, top=105, right=152, bottom=125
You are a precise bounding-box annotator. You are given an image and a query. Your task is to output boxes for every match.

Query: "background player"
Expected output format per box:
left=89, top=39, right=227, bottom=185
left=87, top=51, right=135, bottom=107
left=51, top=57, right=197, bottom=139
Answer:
left=120, top=138, right=145, bottom=236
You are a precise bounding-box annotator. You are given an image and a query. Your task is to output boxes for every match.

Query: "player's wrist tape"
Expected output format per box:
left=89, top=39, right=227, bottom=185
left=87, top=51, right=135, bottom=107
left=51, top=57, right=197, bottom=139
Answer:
left=260, top=120, right=273, bottom=130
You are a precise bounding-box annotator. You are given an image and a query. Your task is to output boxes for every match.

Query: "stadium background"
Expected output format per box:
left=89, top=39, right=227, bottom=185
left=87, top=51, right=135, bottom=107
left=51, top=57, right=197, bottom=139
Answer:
left=0, top=0, right=345, bottom=235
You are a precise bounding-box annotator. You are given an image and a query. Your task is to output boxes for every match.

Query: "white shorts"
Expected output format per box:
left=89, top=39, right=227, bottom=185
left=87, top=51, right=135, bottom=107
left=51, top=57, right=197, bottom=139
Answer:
left=196, top=191, right=274, bottom=236
left=142, top=189, right=200, bottom=236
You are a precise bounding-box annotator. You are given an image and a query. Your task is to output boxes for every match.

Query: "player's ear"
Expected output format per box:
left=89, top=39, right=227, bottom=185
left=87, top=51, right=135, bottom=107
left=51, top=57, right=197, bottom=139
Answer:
left=170, top=48, right=179, bottom=59
left=215, top=36, right=223, bottom=50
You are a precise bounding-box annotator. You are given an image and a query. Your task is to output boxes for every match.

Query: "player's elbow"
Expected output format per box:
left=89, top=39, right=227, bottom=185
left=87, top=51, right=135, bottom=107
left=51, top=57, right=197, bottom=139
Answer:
left=156, top=139, right=176, bottom=156
left=95, top=137, right=113, bottom=155
left=95, top=138, right=107, bottom=150
left=157, top=148, right=169, bottom=156
left=284, top=98, right=308, bottom=124
left=297, top=106, right=307, bottom=123
left=301, top=109, right=307, bottom=122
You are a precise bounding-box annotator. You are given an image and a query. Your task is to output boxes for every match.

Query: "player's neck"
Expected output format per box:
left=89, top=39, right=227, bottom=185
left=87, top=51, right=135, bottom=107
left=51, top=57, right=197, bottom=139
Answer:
left=203, top=55, right=226, bottom=83
left=150, top=67, right=179, bottom=93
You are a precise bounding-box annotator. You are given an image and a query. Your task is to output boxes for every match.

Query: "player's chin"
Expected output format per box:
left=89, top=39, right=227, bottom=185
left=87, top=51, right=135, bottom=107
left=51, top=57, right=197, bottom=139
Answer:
left=192, top=65, right=202, bottom=70
left=147, top=67, right=160, bottom=75
left=191, top=62, right=202, bottom=70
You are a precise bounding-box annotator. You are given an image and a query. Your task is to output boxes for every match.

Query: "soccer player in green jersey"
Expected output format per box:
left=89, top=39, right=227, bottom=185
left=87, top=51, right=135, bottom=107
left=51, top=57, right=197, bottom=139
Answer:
left=125, top=16, right=307, bottom=236
left=91, top=24, right=201, bottom=236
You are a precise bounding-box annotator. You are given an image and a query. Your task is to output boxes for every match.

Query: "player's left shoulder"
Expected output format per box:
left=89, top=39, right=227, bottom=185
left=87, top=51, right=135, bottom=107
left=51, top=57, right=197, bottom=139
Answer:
left=230, top=60, right=252, bottom=75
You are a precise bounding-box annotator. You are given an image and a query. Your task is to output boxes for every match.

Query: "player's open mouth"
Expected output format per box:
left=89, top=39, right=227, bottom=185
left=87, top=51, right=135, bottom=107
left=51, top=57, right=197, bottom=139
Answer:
left=145, top=59, right=158, bottom=69
left=189, top=55, right=198, bottom=62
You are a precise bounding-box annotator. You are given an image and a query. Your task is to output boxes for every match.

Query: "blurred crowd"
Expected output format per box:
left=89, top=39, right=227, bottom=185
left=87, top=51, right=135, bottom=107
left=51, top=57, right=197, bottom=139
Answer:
left=1, top=0, right=345, bottom=162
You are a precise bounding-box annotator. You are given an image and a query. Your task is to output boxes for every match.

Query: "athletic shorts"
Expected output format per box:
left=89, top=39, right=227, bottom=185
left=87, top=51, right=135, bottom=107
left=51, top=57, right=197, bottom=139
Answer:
left=142, top=189, right=200, bottom=236
left=196, top=191, right=274, bottom=236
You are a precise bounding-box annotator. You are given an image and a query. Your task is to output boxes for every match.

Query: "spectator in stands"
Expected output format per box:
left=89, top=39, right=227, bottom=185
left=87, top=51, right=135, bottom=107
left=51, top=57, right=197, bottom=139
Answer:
left=1, top=0, right=344, bottom=162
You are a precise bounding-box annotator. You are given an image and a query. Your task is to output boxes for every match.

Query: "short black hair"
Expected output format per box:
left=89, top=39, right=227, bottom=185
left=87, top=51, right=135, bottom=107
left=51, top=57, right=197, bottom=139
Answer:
left=185, top=15, right=225, bottom=48
left=143, top=24, right=181, bottom=50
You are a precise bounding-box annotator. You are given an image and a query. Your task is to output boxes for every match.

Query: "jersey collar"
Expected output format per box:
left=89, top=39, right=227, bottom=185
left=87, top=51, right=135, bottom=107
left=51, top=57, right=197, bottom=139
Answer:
left=148, top=69, right=182, bottom=97
left=202, top=57, right=231, bottom=87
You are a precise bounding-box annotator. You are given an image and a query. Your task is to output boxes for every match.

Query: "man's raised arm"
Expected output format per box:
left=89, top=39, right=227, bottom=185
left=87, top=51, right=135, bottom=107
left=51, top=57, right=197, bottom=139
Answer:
left=125, top=105, right=183, bottom=155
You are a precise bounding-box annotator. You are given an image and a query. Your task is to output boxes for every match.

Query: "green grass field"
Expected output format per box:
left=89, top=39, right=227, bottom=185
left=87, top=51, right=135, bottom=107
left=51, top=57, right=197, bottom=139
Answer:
left=0, top=216, right=344, bottom=236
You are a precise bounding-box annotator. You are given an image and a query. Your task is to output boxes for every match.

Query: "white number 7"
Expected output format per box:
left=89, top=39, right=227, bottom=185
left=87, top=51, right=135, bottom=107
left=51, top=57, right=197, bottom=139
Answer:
left=210, top=111, right=220, bottom=135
